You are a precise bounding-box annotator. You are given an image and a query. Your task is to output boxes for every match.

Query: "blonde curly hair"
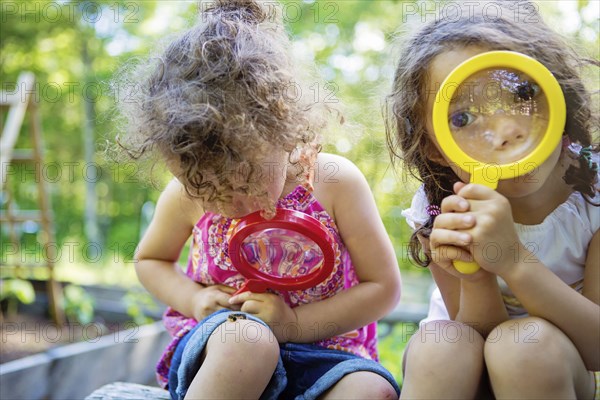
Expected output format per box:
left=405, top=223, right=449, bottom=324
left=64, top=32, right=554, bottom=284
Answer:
left=115, top=0, right=327, bottom=204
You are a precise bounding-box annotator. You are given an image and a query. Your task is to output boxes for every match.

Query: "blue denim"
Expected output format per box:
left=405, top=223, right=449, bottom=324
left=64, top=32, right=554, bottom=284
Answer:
left=168, top=310, right=400, bottom=399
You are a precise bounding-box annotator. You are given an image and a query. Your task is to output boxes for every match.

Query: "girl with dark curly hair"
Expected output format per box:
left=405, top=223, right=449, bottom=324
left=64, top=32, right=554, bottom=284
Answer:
left=117, top=1, right=401, bottom=398
left=386, top=1, right=599, bottom=398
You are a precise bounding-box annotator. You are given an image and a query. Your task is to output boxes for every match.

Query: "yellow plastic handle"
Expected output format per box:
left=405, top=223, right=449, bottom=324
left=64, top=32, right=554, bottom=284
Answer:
left=453, top=260, right=480, bottom=274
left=451, top=167, right=496, bottom=274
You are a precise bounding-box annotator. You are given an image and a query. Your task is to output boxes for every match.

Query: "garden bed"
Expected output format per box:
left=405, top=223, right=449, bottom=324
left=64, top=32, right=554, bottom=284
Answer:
left=1, top=312, right=127, bottom=363
left=0, top=281, right=169, bottom=400
left=0, top=320, right=170, bottom=400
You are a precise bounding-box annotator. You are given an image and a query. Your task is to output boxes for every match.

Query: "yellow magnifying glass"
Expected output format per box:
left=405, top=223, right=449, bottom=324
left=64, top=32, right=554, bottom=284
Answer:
left=432, top=51, right=566, bottom=274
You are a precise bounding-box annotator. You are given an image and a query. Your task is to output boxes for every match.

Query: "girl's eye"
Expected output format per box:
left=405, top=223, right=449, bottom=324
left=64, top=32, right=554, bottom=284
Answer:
left=515, top=81, right=541, bottom=101
left=450, top=112, right=475, bottom=128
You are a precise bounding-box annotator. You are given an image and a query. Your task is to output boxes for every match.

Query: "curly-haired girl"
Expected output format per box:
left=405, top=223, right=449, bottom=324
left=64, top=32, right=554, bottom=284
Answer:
left=117, top=1, right=401, bottom=399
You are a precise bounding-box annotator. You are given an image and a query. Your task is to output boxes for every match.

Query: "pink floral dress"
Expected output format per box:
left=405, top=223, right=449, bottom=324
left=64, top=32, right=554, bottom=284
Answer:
left=155, top=184, right=379, bottom=388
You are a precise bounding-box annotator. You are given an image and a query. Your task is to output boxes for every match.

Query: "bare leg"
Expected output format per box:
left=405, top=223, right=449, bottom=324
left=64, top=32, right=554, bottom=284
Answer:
left=320, top=371, right=398, bottom=400
left=400, top=320, right=485, bottom=399
left=184, top=319, right=280, bottom=399
left=484, top=317, right=595, bottom=399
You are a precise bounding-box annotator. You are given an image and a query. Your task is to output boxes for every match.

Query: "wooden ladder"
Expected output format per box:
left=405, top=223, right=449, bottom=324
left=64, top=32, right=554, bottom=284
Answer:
left=1, top=72, right=64, bottom=324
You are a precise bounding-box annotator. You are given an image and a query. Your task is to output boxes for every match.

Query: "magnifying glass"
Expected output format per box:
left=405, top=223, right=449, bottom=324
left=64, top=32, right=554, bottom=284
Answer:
left=432, top=51, right=566, bottom=274
left=228, top=208, right=336, bottom=295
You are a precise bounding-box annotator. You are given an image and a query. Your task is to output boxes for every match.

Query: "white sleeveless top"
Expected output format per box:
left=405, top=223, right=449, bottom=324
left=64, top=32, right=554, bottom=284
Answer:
left=402, top=177, right=600, bottom=320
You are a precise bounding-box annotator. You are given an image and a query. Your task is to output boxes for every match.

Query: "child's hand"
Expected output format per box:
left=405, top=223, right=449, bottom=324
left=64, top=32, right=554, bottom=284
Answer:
left=451, top=182, right=524, bottom=276
left=429, top=188, right=490, bottom=281
left=192, top=284, right=241, bottom=320
left=228, top=292, right=298, bottom=343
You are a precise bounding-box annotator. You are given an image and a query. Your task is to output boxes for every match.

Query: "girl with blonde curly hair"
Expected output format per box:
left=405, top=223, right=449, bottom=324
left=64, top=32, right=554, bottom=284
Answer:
left=117, top=1, right=401, bottom=398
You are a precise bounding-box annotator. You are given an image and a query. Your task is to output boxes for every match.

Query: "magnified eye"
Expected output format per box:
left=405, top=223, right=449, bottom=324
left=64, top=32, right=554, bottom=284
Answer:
left=515, top=81, right=540, bottom=101
left=450, top=111, right=476, bottom=128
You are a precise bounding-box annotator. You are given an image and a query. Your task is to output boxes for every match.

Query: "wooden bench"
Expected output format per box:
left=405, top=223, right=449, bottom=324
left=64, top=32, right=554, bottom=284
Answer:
left=85, top=303, right=428, bottom=399
left=85, top=382, right=170, bottom=400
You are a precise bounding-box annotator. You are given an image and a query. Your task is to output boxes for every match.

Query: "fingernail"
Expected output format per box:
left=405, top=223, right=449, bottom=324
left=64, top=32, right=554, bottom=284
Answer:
left=460, top=234, right=470, bottom=242
left=459, top=200, right=468, bottom=209
left=463, top=215, right=474, bottom=224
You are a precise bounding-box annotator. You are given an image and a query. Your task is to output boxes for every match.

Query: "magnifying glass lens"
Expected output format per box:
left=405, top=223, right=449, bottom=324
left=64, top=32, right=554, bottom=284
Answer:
left=448, top=68, right=549, bottom=164
left=240, top=228, right=324, bottom=278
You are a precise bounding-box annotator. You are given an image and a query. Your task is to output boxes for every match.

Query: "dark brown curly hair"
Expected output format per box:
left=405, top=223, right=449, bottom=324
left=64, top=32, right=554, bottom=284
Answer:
left=114, top=0, right=328, bottom=204
left=385, top=0, right=599, bottom=267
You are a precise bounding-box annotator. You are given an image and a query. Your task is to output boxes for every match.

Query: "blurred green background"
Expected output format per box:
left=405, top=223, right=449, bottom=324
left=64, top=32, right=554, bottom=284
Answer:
left=1, top=0, right=598, bottom=385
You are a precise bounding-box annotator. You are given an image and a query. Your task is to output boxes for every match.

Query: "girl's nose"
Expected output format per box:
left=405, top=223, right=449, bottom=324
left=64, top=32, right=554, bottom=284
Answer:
left=232, top=200, right=255, bottom=217
left=488, top=117, right=527, bottom=150
left=230, top=195, right=262, bottom=218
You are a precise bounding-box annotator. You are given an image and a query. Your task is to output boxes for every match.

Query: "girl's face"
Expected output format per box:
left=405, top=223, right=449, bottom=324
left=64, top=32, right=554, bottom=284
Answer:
left=424, top=46, right=562, bottom=198
left=168, top=147, right=289, bottom=219
left=207, top=148, right=289, bottom=219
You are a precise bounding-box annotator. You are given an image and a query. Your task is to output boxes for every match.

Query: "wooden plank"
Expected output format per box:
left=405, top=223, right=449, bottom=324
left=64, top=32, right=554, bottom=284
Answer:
left=1, top=72, right=35, bottom=188
left=0, top=91, right=21, bottom=106
left=0, top=71, right=65, bottom=324
left=85, top=382, right=170, bottom=400
left=27, top=96, right=64, bottom=324
left=2, top=322, right=170, bottom=399
left=9, top=149, right=35, bottom=161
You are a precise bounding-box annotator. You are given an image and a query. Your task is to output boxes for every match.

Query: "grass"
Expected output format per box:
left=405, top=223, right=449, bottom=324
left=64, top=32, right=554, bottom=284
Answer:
left=378, top=322, right=417, bottom=387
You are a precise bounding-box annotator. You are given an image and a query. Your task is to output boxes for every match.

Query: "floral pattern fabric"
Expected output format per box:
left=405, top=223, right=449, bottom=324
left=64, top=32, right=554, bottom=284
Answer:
left=155, top=185, right=378, bottom=388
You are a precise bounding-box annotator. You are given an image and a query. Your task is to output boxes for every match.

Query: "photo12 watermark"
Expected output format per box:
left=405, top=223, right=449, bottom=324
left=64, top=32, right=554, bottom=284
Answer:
left=1, top=79, right=339, bottom=106
left=1, top=2, right=140, bottom=24
left=1, top=321, right=141, bottom=345
left=1, top=241, right=139, bottom=265
left=401, top=1, right=540, bottom=24
left=415, top=320, right=541, bottom=344
left=198, top=0, right=340, bottom=24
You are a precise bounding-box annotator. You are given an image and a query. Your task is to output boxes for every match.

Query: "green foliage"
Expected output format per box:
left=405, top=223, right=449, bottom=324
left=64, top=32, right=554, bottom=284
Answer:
left=0, top=278, right=36, bottom=304
left=63, top=284, right=95, bottom=324
left=123, top=288, right=159, bottom=325
left=1, top=1, right=597, bottom=282
left=0, top=278, right=36, bottom=319
left=1, top=0, right=159, bottom=267
left=378, top=322, right=418, bottom=386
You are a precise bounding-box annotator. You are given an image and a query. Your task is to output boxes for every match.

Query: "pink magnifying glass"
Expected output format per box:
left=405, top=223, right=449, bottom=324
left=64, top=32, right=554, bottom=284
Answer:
left=228, top=209, right=336, bottom=295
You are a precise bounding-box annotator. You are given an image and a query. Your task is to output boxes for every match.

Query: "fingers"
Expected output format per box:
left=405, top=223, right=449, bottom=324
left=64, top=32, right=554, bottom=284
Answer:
left=193, top=286, right=241, bottom=319
left=433, top=212, right=475, bottom=231
left=228, top=291, right=251, bottom=305
left=430, top=228, right=471, bottom=249
left=215, top=285, right=238, bottom=294
left=240, top=300, right=261, bottom=315
left=455, top=183, right=498, bottom=200
left=430, top=244, right=473, bottom=264
left=215, top=291, right=235, bottom=309
left=440, top=194, right=470, bottom=213
left=212, top=285, right=240, bottom=309
left=453, top=181, right=467, bottom=194
left=228, top=291, right=269, bottom=305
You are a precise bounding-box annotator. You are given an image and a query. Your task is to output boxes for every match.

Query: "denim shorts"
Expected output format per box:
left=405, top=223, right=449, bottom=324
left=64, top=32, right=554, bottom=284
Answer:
left=168, top=310, right=400, bottom=400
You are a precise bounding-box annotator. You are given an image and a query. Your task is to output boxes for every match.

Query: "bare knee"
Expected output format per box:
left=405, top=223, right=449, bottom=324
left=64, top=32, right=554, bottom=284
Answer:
left=406, top=320, right=484, bottom=367
left=186, top=319, right=280, bottom=399
left=320, top=371, right=397, bottom=400
left=401, top=321, right=485, bottom=399
left=485, top=317, right=570, bottom=373
left=484, top=317, right=579, bottom=392
left=206, top=319, right=279, bottom=367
